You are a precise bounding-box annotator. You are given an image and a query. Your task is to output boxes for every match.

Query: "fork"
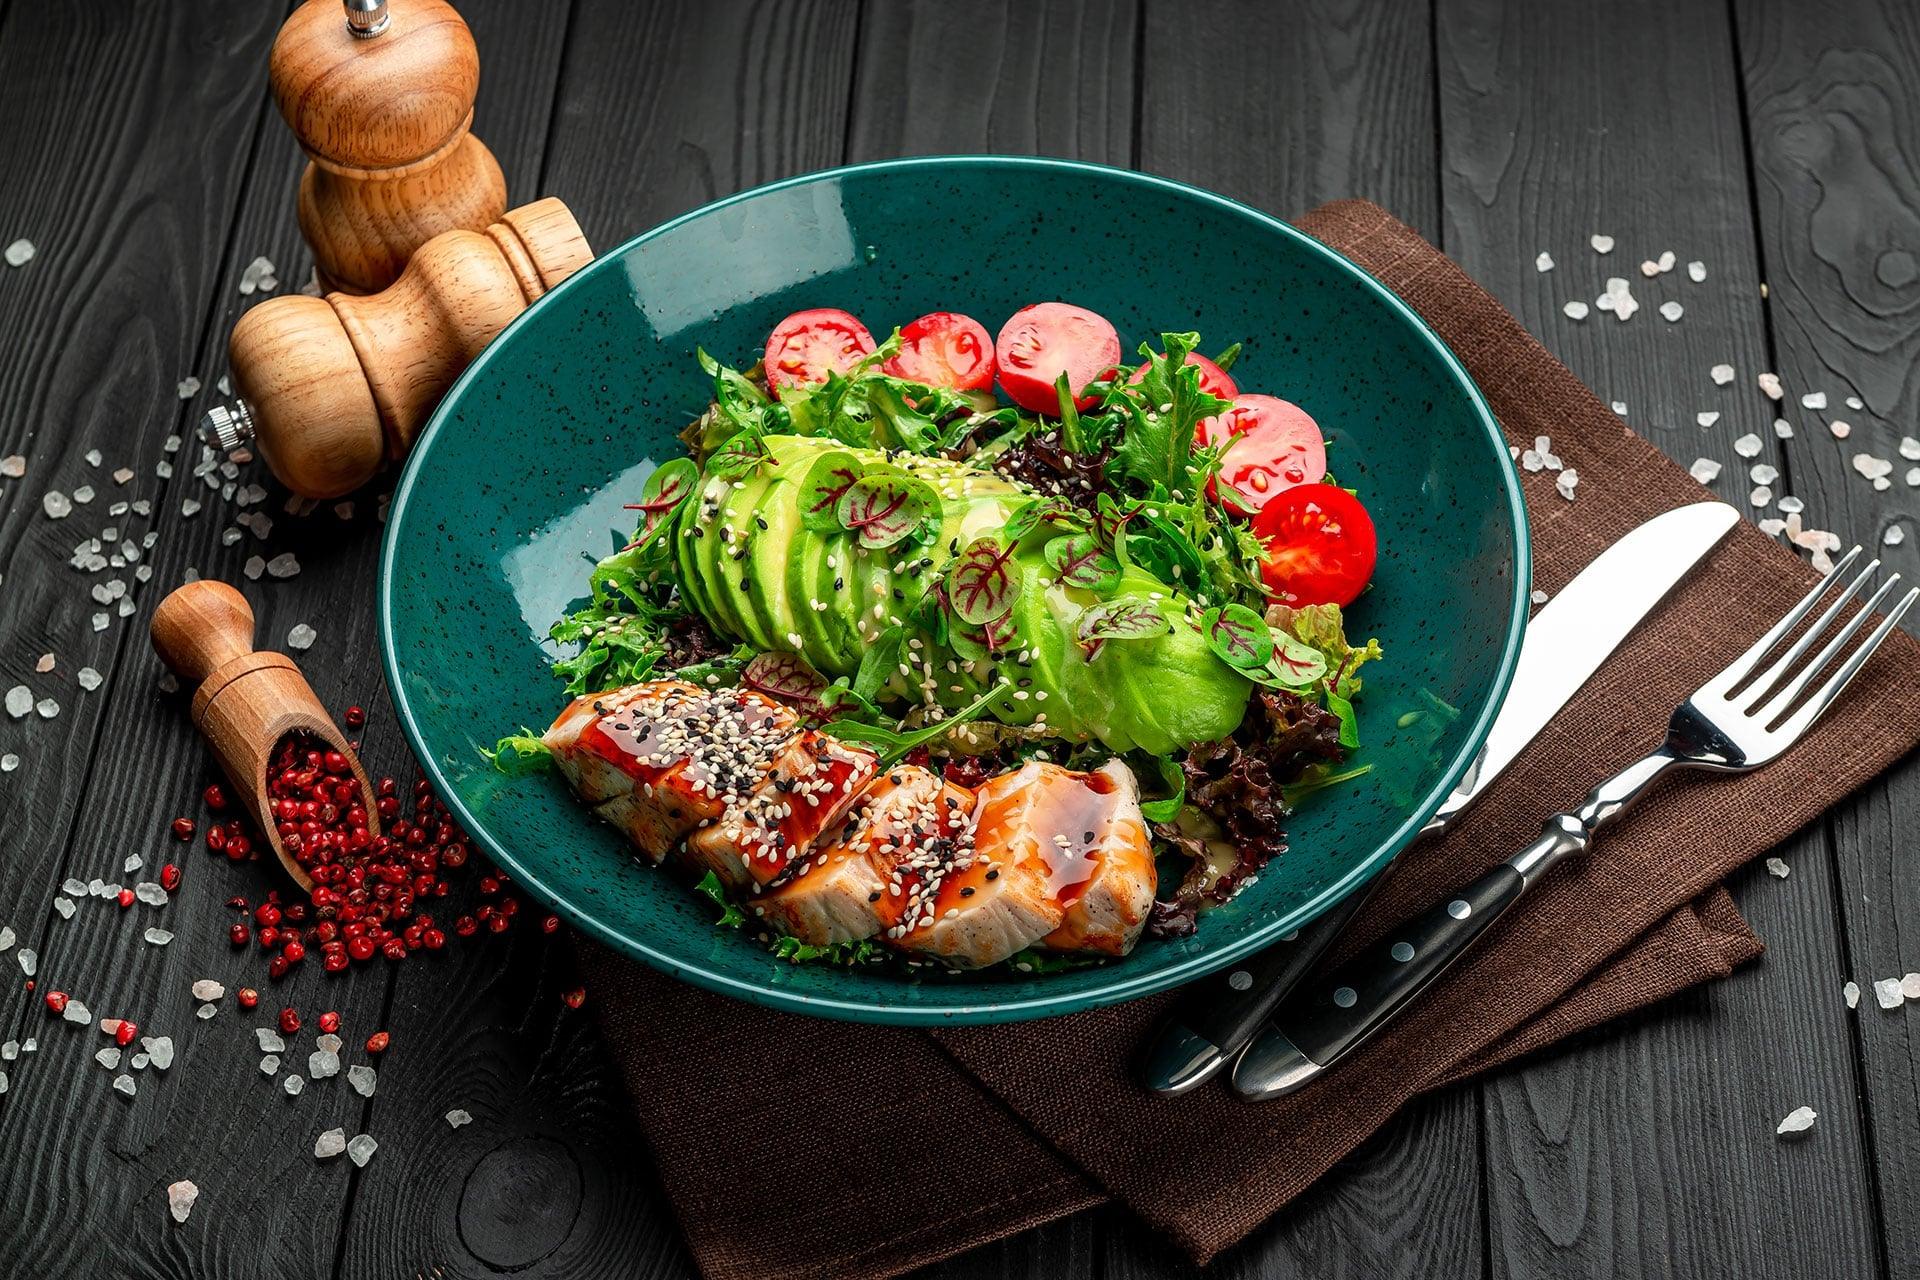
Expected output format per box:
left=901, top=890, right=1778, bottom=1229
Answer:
left=1231, top=546, right=1918, bottom=1101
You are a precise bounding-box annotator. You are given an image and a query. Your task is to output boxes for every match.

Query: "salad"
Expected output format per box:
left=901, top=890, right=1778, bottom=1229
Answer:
left=494, top=302, right=1382, bottom=970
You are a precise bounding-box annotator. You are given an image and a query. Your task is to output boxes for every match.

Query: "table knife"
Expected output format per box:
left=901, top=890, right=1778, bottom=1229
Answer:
left=1139, top=500, right=1740, bottom=1095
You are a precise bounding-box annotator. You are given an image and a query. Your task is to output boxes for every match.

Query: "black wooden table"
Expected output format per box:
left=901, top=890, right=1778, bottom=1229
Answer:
left=1, top=2, right=1916, bottom=1276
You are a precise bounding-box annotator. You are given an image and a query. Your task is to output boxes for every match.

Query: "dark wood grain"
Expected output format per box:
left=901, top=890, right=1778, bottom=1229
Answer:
left=1129, top=4, right=1484, bottom=1278
left=1736, top=0, right=1920, bottom=1270
left=1434, top=2, right=1885, bottom=1277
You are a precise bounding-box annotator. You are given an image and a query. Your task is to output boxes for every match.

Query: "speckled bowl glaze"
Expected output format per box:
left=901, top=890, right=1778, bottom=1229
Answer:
left=379, top=156, right=1529, bottom=1025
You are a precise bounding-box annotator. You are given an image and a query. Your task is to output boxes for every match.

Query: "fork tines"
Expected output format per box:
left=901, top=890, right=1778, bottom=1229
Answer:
left=1706, top=546, right=1919, bottom=735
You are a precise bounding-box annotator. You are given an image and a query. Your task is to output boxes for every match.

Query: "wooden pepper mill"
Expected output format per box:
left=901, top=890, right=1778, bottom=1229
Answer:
left=150, top=580, right=380, bottom=893
left=272, top=0, right=508, bottom=293
left=199, top=197, right=592, bottom=499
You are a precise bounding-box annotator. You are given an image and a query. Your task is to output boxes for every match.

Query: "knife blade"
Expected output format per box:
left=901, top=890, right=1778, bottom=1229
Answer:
left=1139, top=501, right=1740, bottom=1095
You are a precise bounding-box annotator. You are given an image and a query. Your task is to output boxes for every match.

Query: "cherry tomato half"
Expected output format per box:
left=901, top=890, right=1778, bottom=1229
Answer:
left=882, top=311, right=996, bottom=391
left=1198, top=395, right=1327, bottom=514
left=764, top=308, right=876, bottom=393
left=994, top=303, right=1122, bottom=414
left=1126, top=350, right=1239, bottom=401
left=1252, top=483, right=1377, bottom=607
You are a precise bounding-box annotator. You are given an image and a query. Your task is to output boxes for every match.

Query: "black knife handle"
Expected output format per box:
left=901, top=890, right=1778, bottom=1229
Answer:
left=1254, top=863, right=1524, bottom=1076
left=1137, top=882, right=1378, bottom=1094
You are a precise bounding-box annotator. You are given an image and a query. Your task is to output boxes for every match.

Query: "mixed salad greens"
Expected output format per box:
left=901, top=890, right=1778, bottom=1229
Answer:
left=495, top=302, right=1384, bottom=946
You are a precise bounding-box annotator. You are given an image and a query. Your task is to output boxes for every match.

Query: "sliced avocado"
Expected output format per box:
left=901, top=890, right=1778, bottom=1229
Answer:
left=747, top=475, right=805, bottom=653
left=712, top=468, right=781, bottom=650
left=679, top=474, right=742, bottom=640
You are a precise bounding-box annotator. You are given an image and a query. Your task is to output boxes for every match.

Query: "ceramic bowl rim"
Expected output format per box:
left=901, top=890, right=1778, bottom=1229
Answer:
left=378, top=154, right=1531, bottom=1024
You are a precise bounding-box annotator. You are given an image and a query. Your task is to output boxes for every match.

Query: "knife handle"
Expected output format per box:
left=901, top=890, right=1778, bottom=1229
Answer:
left=1138, top=884, right=1375, bottom=1094
left=1230, top=862, right=1526, bottom=1099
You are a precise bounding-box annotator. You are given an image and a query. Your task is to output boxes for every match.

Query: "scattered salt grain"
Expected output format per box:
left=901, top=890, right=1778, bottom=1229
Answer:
left=1595, top=277, right=1638, bottom=320
left=1883, top=526, right=1906, bottom=547
left=135, top=883, right=167, bottom=907
left=446, top=1109, right=473, bottom=1129
left=308, top=1048, right=340, bottom=1079
left=266, top=552, right=300, bottom=579
left=1779, top=496, right=1804, bottom=515
left=96, top=1047, right=121, bottom=1069
left=0, top=928, right=9, bottom=951
left=144, top=1036, right=174, bottom=1070
left=113, top=1073, right=135, bottom=1098
left=1765, top=857, right=1790, bottom=878
left=1751, top=464, right=1779, bottom=486
left=1535, top=251, right=1554, bottom=272
left=255, top=1028, right=286, bottom=1054
left=333, top=501, right=355, bottom=521
left=176, top=377, right=200, bottom=400
left=1530, top=589, right=1549, bottom=605
left=346, top=1134, right=378, bottom=1168
left=1776, top=1106, right=1817, bottom=1137
left=72, top=485, right=93, bottom=504
left=17, top=949, right=36, bottom=978
left=1556, top=469, right=1579, bottom=501
left=1903, top=974, right=1920, bottom=999
left=1611, top=401, right=1628, bottom=416
left=5, top=687, right=29, bottom=718
left=191, top=980, right=224, bottom=1002
left=42, top=490, right=71, bottom=519
left=1696, top=411, right=1721, bottom=428
left=287, top=624, right=316, bottom=651
left=1830, top=420, right=1853, bottom=440
left=0, top=455, right=22, bottom=478
left=1874, top=977, right=1905, bottom=1009
left=243, top=555, right=265, bottom=581
left=52, top=897, right=74, bottom=920
left=1801, top=391, right=1828, bottom=410
left=1659, top=301, right=1684, bottom=322
left=1711, top=364, right=1735, bottom=386
left=1845, top=981, right=1860, bottom=1009
left=260, top=1054, right=280, bottom=1076
left=0, top=1042, right=14, bottom=1060
left=1733, top=433, right=1763, bottom=458
left=347, top=1064, right=377, bottom=1097
left=1563, top=300, right=1589, bottom=320
left=315, top=1128, right=348, bottom=1159
left=4, top=239, right=34, bottom=267
left=316, top=1033, right=342, bottom=1054
left=1687, top=260, right=1706, bottom=282
left=1909, top=468, right=1920, bottom=488
left=1757, top=372, right=1783, bottom=400
left=1773, top=419, right=1794, bottom=439
left=1590, top=234, right=1615, bottom=253
left=143, top=927, right=173, bottom=946
left=196, top=1004, right=216, bottom=1020
left=284, top=1074, right=305, bottom=1097
left=238, top=256, right=278, bottom=296
left=166, top=1180, right=197, bottom=1224
left=77, top=667, right=101, bottom=691
left=1639, top=259, right=1661, bottom=278
left=1853, top=454, right=1894, bottom=484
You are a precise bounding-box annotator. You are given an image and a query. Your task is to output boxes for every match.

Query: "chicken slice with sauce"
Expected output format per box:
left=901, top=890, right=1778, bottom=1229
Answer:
left=678, top=729, right=879, bottom=891
left=750, top=765, right=969, bottom=946
left=1034, top=759, right=1156, bottom=957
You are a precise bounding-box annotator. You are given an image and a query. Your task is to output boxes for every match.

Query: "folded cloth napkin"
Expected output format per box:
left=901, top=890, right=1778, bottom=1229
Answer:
left=577, top=200, right=1920, bottom=1280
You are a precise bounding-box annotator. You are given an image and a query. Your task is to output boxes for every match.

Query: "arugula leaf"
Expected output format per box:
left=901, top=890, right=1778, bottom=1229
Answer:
left=1138, top=753, right=1186, bottom=823
left=482, top=731, right=552, bottom=776
left=852, top=626, right=906, bottom=703
left=1107, top=333, right=1232, bottom=496
left=821, top=683, right=1013, bottom=766
left=694, top=870, right=745, bottom=928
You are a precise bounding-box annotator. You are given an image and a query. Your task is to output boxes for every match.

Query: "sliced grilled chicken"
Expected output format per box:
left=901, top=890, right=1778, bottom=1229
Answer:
left=680, top=729, right=878, bottom=891
left=750, top=765, right=965, bottom=945
left=1035, top=759, right=1155, bottom=957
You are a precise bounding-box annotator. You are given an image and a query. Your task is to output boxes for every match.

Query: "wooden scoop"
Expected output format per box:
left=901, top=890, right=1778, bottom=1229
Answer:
left=150, top=580, right=379, bottom=892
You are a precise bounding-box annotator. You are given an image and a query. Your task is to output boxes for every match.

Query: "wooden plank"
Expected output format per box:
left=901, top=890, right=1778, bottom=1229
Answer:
left=847, top=0, right=1135, bottom=163
left=1735, top=0, right=1920, bottom=1268
left=1434, top=1, right=1885, bottom=1276
left=1125, top=3, right=1487, bottom=1277
left=330, top=3, right=856, bottom=1278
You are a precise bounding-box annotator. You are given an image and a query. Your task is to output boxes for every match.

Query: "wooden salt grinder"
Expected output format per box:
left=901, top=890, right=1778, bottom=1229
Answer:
left=150, top=581, right=380, bottom=893
left=272, top=0, right=508, bottom=293
left=199, top=196, right=592, bottom=500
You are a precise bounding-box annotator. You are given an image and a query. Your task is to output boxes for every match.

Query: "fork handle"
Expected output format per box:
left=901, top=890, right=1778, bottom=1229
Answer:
left=1230, top=749, right=1681, bottom=1100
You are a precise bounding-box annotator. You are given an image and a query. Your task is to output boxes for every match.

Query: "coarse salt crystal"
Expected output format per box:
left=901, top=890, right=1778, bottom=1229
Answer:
left=18, top=949, right=37, bottom=978
left=255, top=1028, right=285, bottom=1053
left=1611, top=401, right=1628, bottom=416
left=1773, top=418, right=1794, bottom=439
left=1900, top=973, right=1920, bottom=999
left=1711, top=364, right=1735, bottom=385
left=176, top=377, right=200, bottom=400
left=1776, top=1106, right=1817, bottom=1137
left=1874, top=977, right=1904, bottom=1009
left=315, top=1033, right=342, bottom=1054
left=191, top=980, right=224, bottom=1002
left=1733, top=434, right=1763, bottom=458
left=1556, top=469, right=1579, bottom=501
left=1530, top=589, right=1549, bottom=605
left=145, top=1036, right=174, bottom=1070
left=1751, top=464, right=1779, bottom=485
left=1659, top=301, right=1684, bottom=322
left=266, top=553, right=300, bottom=579
left=284, top=1074, right=305, bottom=1097
left=315, top=1128, right=347, bottom=1159
left=1563, top=300, right=1589, bottom=320
left=5, top=687, right=30, bottom=718
left=308, top=1049, right=340, bottom=1079
left=347, top=1064, right=377, bottom=1097
left=166, top=1180, right=197, bottom=1224
left=1687, top=260, right=1706, bottom=282
left=4, top=239, right=34, bottom=268
left=143, top=927, right=173, bottom=946
left=42, top=491, right=71, bottom=519
left=1852, top=454, right=1893, bottom=483
left=64, top=998, right=95, bottom=1025
left=113, top=1073, right=135, bottom=1098
left=287, top=624, right=316, bottom=650
left=346, top=1134, right=378, bottom=1168
left=0, top=455, right=23, bottom=477
left=52, top=897, right=74, bottom=920
left=77, top=667, right=101, bottom=691
left=1765, top=857, right=1790, bottom=878
left=1845, top=981, right=1860, bottom=1009
left=1801, top=391, right=1828, bottom=410
left=1696, top=411, right=1721, bottom=428
left=1535, top=251, right=1554, bottom=272
left=1757, top=372, right=1783, bottom=400
left=1591, top=234, right=1615, bottom=253
left=260, top=1054, right=280, bottom=1076
left=1751, top=487, right=1773, bottom=507
left=96, top=1046, right=121, bottom=1069
left=446, top=1109, right=473, bottom=1128
left=1830, top=420, right=1852, bottom=439
left=1886, top=527, right=1907, bottom=547
left=243, top=555, right=264, bottom=581
left=1640, top=259, right=1661, bottom=278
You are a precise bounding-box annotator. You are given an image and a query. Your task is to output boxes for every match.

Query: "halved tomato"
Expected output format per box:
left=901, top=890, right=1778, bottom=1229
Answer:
left=1198, top=395, right=1327, bottom=514
left=1252, top=483, right=1377, bottom=607
left=1126, top=350, right=1239, bottom=400
left=882, top=312, right=995, bottom=390
left=764, top=308, right=876, bottom=392
left=994, top=303, right=1121, bottom=414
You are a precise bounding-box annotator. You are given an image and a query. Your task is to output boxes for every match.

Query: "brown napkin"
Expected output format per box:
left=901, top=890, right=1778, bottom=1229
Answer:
left=578, top=201, right=1920, bottom=1280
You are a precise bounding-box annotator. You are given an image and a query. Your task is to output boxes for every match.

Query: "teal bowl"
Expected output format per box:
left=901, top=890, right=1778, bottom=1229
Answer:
left=379, top=156, right=1528, bottom=1025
